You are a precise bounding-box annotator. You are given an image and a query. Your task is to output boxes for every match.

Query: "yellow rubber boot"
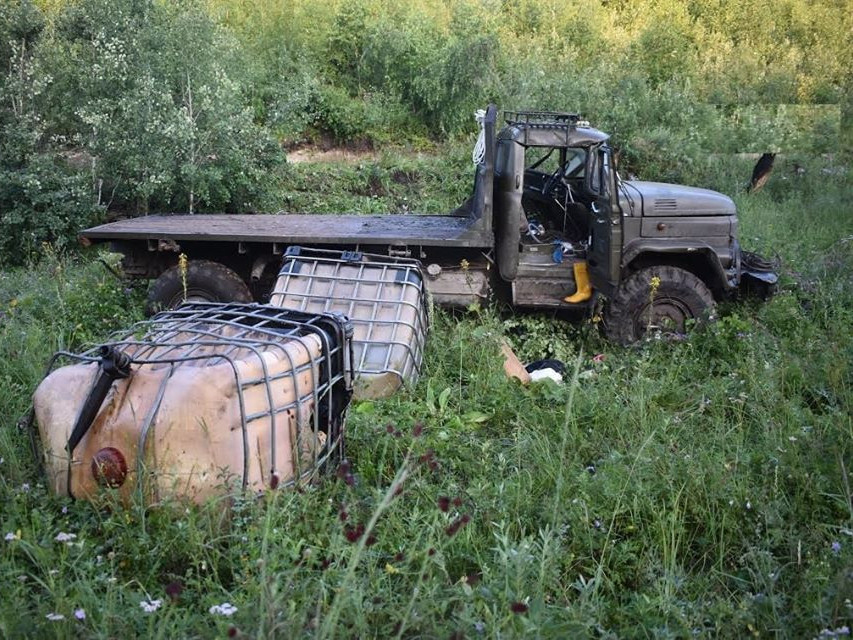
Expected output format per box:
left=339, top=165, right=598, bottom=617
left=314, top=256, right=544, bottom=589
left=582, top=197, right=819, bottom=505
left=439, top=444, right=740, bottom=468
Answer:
left=564, top=261, right=592, bottom=303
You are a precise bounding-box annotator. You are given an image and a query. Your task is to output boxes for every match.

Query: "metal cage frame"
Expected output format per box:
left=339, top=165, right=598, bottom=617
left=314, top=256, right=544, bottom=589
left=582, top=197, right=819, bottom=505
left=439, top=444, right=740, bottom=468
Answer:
left=33, top=302, right=354, bottom=498
left=270, top=247, right=429, bottom=394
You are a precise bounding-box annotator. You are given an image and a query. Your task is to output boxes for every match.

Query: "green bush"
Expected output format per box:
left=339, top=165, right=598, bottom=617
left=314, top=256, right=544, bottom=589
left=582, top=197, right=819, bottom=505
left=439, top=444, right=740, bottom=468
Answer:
left=310, top=84, right=371, bottom=142
left=28, top=0, right=284, bottom=214
left=0, top=2, right=99, bottom=266
left=0, top=152, right=100, bottom=266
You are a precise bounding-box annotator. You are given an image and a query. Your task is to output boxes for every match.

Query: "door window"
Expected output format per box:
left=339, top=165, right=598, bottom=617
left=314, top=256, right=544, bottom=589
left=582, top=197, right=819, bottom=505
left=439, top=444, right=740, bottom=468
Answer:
left=600, top=147, right=612, bottom=198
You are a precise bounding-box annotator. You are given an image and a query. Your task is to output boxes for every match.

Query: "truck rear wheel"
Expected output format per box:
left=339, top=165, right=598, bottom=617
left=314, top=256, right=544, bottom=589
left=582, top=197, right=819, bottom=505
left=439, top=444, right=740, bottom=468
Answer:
left=604, top=265, right=715, bottom=344
left=146, top=260, right=252, bottom=315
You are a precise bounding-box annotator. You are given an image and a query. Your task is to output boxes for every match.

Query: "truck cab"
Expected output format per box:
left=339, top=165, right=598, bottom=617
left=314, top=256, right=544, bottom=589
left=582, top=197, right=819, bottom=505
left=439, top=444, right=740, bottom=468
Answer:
left=492, top=111, right=620, bottom=302
left=487, top=109, right=774, bottom=342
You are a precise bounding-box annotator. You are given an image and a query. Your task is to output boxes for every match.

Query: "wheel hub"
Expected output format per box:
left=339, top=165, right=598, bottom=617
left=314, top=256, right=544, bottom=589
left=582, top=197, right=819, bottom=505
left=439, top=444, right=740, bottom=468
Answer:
left=636, top=296, right=693, bottom=336
left=170, top=288, right=218, bottom=306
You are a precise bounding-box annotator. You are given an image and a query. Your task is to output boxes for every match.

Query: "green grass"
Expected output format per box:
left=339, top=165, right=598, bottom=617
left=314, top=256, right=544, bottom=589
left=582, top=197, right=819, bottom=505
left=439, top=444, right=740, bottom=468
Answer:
left=276, top=142, right=475, bottom=214
left=0, top=156, right=851, bottom=638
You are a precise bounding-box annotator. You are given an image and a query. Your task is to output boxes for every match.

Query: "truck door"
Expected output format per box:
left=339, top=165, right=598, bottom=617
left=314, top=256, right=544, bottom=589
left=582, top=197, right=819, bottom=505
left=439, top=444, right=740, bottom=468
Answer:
left=586, top=145, right=621, bottom=296
left=493, top=138, right=523, bottom=281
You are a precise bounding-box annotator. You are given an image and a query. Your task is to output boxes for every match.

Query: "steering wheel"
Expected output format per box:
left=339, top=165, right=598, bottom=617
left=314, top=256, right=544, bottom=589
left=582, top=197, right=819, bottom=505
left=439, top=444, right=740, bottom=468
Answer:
left=542, top=165, right=565, bottom=196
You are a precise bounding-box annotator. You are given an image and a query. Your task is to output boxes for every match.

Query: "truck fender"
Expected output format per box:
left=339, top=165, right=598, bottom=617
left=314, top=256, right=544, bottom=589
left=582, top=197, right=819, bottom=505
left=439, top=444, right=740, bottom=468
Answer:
left=621, top=240, right=733, bottom=297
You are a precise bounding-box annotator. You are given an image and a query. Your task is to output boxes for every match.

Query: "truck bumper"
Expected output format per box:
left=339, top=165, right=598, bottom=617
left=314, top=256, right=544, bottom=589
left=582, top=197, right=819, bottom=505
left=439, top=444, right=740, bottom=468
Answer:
left=739, top=250, right=779, bottom=300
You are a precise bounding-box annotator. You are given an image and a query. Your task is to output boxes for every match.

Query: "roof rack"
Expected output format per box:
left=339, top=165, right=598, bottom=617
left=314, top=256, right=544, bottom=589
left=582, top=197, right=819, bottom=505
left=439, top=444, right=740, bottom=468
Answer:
left=504, top=110, right=585, bottom=128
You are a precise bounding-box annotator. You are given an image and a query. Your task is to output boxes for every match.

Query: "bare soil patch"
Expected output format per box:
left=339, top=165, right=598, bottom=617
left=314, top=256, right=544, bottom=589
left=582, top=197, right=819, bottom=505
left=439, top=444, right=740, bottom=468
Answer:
left=287, top=146, right=381, bottom=164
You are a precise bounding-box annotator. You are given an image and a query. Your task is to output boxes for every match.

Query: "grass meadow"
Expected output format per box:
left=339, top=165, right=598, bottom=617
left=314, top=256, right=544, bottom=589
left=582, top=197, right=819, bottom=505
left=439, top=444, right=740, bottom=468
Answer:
left=1, top=149, right=852, bottom=638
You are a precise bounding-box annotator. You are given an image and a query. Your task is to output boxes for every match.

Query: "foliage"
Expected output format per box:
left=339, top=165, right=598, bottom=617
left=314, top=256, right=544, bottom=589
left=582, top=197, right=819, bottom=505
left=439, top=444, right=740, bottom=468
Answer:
left=1, top=160, right=852, bottom=637
left=0, top=3, right=851, bottom=631
left=0, top=0, right=849, bottom=262
left=279, top=142, right=471, bottom=214
left=0, top=0, right=100, bottom=266
left=0, top=153, right=97, bottom=264
left=39, top=0, right=284, bottom=214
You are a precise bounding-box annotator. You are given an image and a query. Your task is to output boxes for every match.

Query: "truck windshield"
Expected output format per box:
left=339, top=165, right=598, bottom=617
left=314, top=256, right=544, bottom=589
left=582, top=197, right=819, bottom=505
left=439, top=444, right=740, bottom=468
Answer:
left=524, top=146, right=586, bottom=178
left=562, top=148, right=585, bottom=178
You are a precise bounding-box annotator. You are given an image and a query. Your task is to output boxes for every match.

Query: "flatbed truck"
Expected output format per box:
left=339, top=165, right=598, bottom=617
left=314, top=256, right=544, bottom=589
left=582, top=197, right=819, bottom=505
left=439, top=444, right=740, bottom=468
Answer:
left=81, top=105, right=777, bottom=343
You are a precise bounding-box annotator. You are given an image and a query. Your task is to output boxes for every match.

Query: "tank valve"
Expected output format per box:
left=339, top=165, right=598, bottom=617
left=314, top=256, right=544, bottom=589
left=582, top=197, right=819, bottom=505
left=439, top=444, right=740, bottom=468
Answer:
left=66, top=346, right=132, bottom=457
left=426, top=263, right=442, bottom=279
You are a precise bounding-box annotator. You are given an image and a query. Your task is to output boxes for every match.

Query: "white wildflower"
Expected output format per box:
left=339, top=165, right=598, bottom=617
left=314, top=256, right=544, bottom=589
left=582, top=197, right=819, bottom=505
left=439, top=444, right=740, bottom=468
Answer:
left=54, top=532, right=77, bottom=543
left=5, top=532, right=17, bottom=541
left=209, top=602, right=238, bottom=617
left=140, top=599, right=162, bottom=613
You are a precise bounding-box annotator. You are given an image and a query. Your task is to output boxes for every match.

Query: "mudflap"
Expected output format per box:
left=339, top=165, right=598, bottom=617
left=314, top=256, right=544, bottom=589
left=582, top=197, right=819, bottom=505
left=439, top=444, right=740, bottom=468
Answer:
left=739, top=250, right=780, bottom=300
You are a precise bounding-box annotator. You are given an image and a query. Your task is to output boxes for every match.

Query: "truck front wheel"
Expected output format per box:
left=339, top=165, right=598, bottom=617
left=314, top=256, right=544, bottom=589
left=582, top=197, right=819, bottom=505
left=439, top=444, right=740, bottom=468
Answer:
left=146, top=260, right=252, bottom=315
left=604, top=265, right=715, bottom=344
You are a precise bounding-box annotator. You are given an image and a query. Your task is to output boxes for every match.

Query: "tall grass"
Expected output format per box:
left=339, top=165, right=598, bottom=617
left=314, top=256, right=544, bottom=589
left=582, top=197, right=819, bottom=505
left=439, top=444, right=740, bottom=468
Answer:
left=0, top=157, right=851, bottom=637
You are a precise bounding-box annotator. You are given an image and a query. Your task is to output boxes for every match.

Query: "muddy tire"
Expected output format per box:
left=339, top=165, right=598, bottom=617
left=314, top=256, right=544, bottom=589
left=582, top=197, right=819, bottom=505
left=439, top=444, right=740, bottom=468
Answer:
left=146, top=260, right=252, bottom=315
left=604, top=265, right=715, bottom=344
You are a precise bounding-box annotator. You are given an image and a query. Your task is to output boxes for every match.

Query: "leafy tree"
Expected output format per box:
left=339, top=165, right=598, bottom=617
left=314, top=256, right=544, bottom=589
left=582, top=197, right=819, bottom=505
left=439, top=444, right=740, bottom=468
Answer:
left=326, top=0, right=369, bottom=94
left=39, top=0, right=282, bottom=214
left=629, top=10, right=697, bottom=87
left=0, top=1, right=97, bottom=266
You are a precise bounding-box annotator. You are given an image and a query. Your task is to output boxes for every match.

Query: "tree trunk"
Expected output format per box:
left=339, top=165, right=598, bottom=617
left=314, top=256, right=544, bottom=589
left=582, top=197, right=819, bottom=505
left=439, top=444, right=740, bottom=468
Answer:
left=748, top=153, right=775, bottom=193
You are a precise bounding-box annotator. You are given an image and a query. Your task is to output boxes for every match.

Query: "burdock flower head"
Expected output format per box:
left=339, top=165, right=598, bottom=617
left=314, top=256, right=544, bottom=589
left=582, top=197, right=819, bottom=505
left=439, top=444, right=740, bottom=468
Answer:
left=165, top=580, right=184, bottom=600
left=336, top=459, right=356, bottom=486
left=344, top=523, right=365, bottom=543
left=510, top=601, right=529, bottom=614
left=445, top=514, right=471, bottom=537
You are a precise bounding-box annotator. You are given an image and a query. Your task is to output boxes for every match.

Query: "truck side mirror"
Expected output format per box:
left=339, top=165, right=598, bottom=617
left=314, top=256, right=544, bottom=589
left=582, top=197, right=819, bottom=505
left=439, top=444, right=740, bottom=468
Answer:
left=585, top=147, right=601, bottom=195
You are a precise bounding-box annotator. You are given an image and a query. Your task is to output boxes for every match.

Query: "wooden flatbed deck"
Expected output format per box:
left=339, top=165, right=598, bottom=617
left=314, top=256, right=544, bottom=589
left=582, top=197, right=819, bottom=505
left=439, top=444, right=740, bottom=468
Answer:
left=82, top=213, right=494, bottom=248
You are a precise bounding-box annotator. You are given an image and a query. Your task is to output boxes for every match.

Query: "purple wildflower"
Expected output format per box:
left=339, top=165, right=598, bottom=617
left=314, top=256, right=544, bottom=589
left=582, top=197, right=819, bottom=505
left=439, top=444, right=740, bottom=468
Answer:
left=445, top=514, right=471, bottom=537
left=510, top=602, right=528, bottom=614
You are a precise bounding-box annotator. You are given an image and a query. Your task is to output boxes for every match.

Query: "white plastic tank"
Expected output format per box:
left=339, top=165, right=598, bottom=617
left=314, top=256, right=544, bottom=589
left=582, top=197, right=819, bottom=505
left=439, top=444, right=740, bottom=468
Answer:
left=32, top=303, right=352, bottom=504
left=270, top=248, right=428, bottom=399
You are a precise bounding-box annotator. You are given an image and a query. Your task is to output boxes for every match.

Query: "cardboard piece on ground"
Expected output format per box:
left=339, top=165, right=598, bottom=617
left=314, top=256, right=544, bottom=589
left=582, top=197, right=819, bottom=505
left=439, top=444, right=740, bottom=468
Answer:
left=500, top=340, right=530, bottom=384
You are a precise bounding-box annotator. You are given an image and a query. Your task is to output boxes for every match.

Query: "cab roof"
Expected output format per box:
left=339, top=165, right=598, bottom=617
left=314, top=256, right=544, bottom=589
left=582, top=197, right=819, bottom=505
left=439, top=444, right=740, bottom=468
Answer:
left=499, top=110, right=609, bottom=148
